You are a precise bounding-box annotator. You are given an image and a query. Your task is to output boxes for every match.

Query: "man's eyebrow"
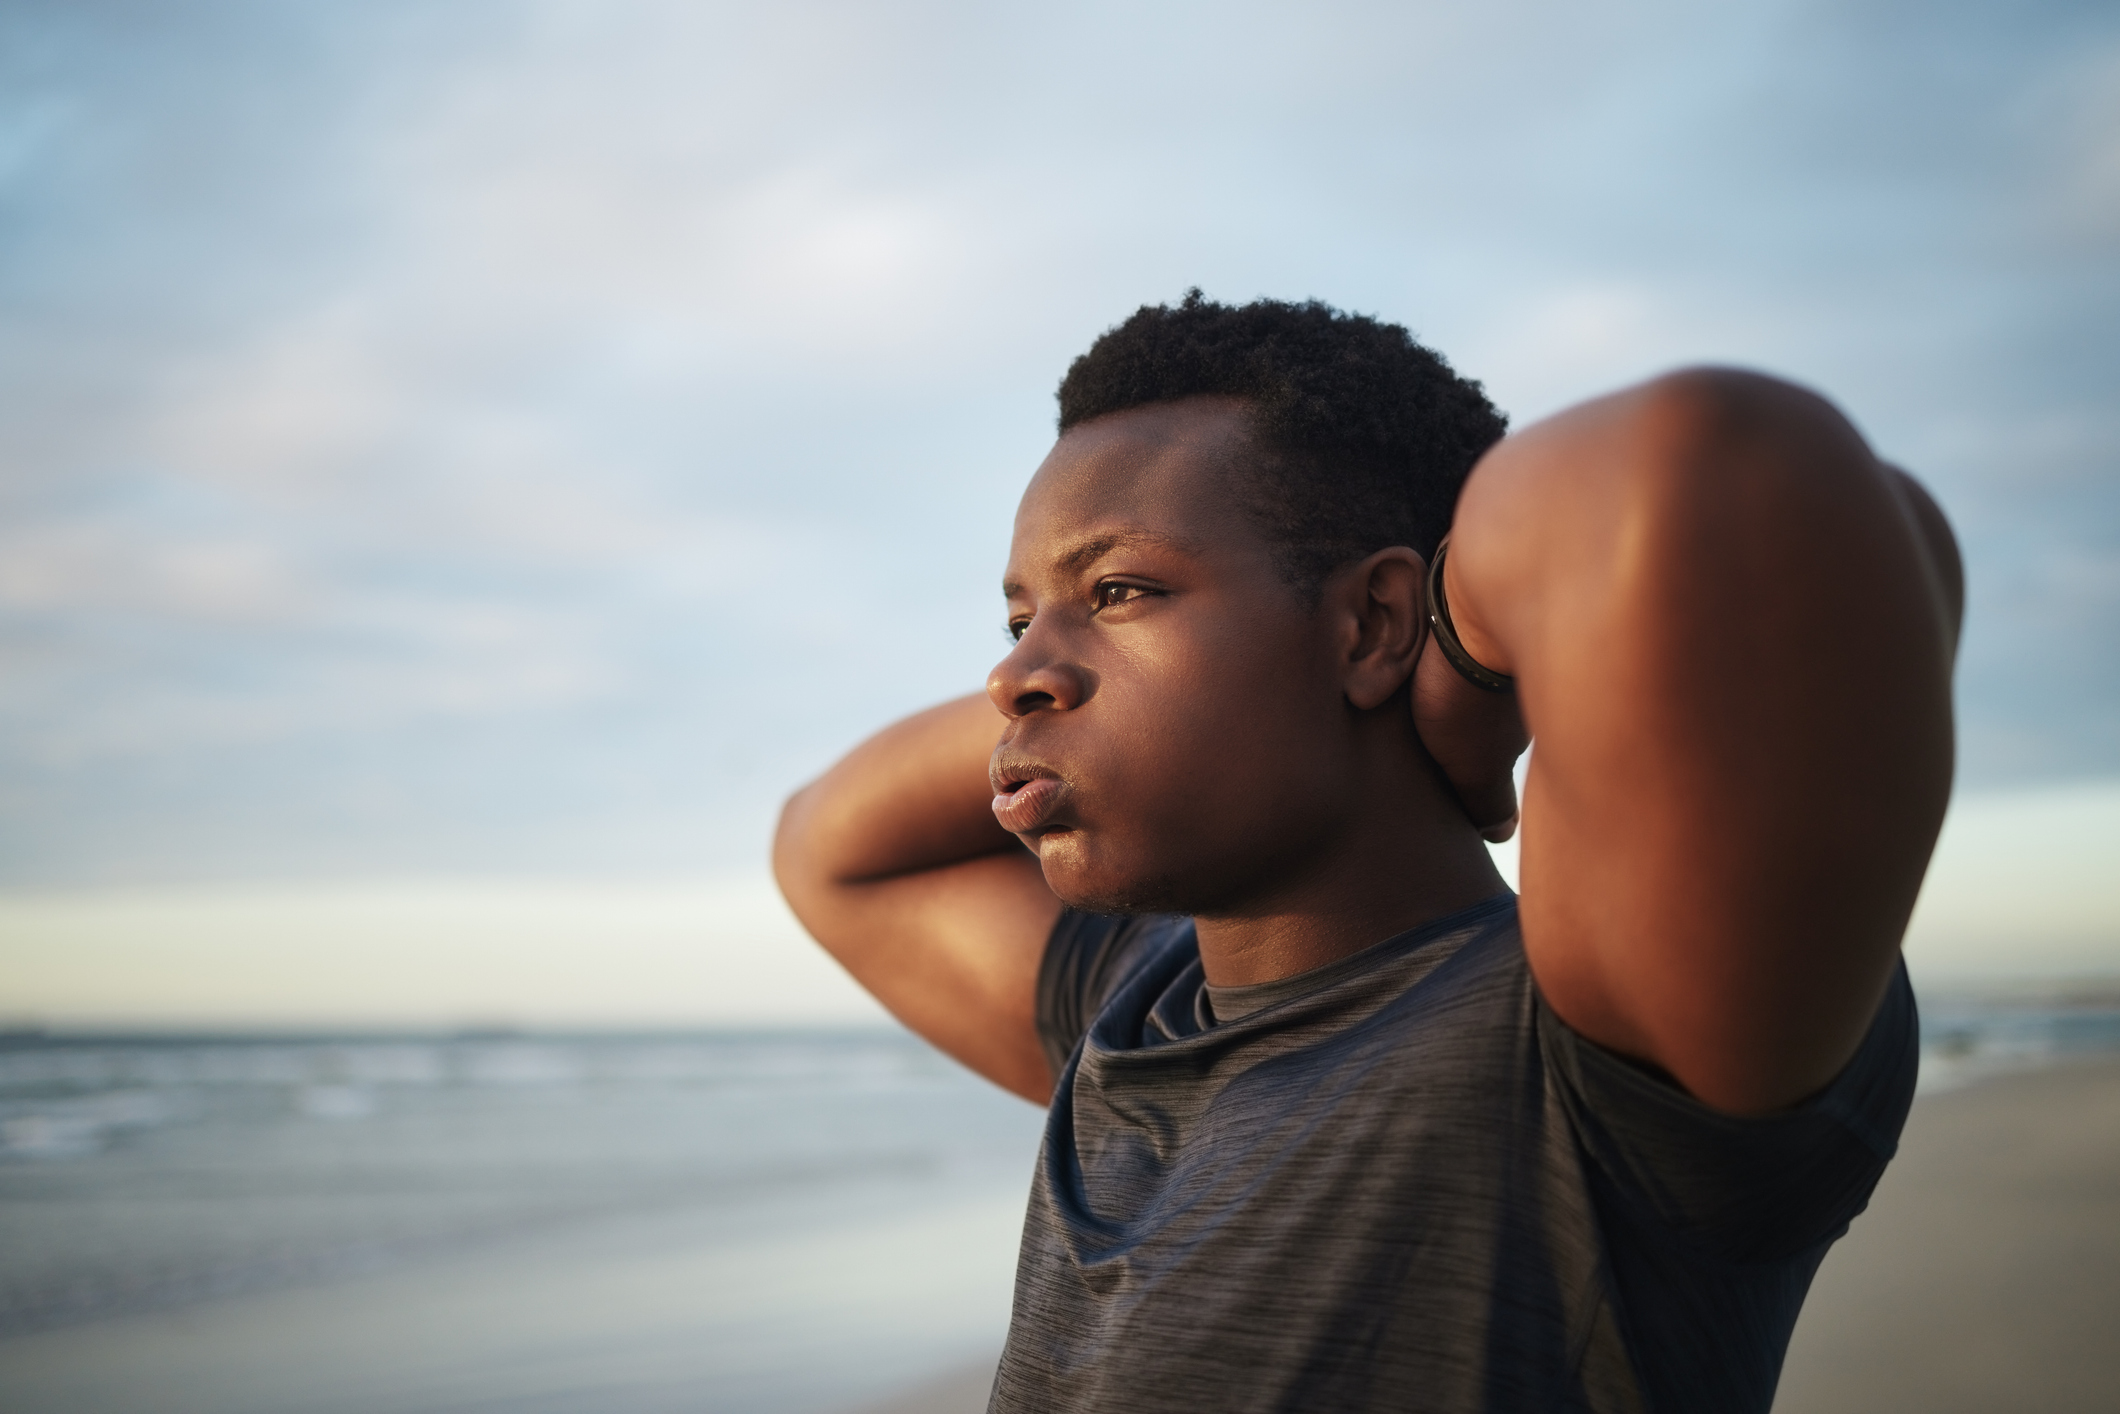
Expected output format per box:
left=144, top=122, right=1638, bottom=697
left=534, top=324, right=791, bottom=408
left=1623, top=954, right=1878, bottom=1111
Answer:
left=1055, top=529, right=1198, bottom=574
left=1002, top=529, right=1200, bottom=599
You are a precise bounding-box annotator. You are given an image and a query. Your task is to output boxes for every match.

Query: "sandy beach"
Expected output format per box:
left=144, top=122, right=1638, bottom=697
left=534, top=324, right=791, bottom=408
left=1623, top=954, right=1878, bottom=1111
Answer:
left=1774, top=1055, right=2120, bottom=1413
left=0, top=1181, right=1028, bottom=1414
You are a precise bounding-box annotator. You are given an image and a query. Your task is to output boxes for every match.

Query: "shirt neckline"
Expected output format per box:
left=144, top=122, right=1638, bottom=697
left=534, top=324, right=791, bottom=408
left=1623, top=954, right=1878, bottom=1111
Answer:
left=1202, top=891, right=1517, bottom=1026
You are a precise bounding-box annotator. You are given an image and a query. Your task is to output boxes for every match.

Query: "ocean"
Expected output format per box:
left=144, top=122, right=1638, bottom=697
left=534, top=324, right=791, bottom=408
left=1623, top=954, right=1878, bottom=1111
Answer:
left=0, top=1029, right=1044, bottom=1413
left=2, top=996, right=2117, bottom=1413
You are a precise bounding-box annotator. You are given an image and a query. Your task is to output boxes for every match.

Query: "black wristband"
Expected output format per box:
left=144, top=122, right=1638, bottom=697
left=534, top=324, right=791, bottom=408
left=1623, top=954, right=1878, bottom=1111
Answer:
left=1426, top=536, right=1516, bottom=694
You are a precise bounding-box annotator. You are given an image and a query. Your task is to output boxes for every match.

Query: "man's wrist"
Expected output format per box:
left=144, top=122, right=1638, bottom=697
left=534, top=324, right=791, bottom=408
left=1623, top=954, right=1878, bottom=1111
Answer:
left=1426, top=536, right=1515, bottom=694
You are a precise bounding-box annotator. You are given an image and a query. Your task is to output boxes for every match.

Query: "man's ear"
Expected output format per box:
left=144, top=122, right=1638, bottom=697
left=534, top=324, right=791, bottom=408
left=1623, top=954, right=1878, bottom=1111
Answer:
left=1336, top=547, right=1428, bottom=710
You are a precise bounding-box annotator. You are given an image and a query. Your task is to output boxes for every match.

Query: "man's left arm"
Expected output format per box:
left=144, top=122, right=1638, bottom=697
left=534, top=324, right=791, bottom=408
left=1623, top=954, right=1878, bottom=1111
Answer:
left=1419, top=368, right=1962, bottom=1115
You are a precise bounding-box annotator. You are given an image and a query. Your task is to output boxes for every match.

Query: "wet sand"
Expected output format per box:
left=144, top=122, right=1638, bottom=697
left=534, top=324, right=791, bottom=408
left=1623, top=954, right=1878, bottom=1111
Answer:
left=852, top=1362, right=997, bottom=1414
left=0, top=1188, right=1026, bottom=1414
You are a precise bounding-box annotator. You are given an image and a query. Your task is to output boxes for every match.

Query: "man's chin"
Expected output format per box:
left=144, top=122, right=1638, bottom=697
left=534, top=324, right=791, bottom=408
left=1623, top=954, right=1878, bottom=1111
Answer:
left=1038, top=844, right=1199, bottom=918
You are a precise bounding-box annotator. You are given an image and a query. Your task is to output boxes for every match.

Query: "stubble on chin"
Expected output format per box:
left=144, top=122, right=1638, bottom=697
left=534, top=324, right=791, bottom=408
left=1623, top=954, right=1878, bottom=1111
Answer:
left=1041, top=843, right=1234, bottom=919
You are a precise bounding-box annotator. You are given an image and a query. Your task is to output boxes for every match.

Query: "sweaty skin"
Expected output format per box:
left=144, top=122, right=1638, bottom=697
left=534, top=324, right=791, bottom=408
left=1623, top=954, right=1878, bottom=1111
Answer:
left=774, top=371, right=1960, bottom=1114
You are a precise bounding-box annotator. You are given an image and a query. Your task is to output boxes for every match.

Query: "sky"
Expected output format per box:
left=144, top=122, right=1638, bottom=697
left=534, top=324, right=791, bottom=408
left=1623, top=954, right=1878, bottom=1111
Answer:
left=2, top=0, right=2116, bottom=1022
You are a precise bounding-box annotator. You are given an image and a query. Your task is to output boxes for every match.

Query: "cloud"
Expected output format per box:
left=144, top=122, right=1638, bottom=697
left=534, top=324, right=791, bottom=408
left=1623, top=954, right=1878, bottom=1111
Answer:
left=0, top=520, right=309, bottom=623
left=0, top=876, right=886, bottom=1026
left=1905, top=778, right=2120, bottom=982
left=0, top=0, right=2114, bottom=893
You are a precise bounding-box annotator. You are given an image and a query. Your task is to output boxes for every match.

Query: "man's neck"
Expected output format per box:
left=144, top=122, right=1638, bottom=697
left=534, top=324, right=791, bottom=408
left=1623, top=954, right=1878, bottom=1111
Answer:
left=1191, top=774, right=1508, bottom=989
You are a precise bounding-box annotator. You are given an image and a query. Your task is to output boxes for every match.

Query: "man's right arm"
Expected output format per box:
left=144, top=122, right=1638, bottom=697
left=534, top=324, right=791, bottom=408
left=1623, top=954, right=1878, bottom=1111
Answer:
left=1417, top=369, right=1959, bottom=1115
left=772, top=692, right=1062, bottom=1103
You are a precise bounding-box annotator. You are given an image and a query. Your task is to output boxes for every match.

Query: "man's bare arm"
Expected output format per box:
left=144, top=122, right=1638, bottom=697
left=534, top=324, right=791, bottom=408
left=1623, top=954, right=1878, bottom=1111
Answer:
left=1426, top=369, right=1961, bottom=1114
left=773, top=693, right=1061, bottom=1102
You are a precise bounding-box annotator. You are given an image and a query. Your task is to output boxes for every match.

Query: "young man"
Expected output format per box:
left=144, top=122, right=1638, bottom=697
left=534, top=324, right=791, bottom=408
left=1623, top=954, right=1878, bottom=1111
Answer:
left=774, top=293, right=1961, bottom=1413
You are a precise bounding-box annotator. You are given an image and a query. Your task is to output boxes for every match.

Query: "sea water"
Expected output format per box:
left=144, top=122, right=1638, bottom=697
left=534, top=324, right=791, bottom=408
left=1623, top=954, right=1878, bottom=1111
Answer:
left=1912, top=994, right=2120, bottom=1093
left=0, top=1029, right=1045, bottom=1414
left=2, top=1000, right=2117, bottom=1413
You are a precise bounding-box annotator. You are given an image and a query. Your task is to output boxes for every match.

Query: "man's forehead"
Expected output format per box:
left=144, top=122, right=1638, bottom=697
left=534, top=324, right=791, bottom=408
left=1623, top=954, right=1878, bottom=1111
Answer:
left=1005, top=474, right=1232, bottom=596
left=1034, top=397, right=1255, bottom=491
left=1005, top=400, right=1256, bottom=583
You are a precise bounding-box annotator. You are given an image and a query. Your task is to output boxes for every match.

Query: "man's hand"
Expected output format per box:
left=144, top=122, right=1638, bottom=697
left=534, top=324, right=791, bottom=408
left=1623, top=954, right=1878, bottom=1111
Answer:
left=1411, top=620, right=1530, bottom=842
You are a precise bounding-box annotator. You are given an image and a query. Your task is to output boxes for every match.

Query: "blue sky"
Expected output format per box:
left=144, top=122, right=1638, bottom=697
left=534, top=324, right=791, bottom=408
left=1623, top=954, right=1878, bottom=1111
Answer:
left=3, top=0, right=2116, bottom=890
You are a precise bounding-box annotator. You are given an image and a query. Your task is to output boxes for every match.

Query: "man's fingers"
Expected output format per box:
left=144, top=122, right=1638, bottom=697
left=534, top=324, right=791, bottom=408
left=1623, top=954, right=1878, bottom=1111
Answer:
left=1410, top=626, right=1530, bottom=843
left=1448, top=774, right=1519, bottom=841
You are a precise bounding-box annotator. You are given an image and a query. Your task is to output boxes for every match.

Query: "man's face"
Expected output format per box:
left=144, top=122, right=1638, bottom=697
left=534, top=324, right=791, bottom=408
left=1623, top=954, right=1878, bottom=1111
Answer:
left=988, top=397, right=1368, bottom=915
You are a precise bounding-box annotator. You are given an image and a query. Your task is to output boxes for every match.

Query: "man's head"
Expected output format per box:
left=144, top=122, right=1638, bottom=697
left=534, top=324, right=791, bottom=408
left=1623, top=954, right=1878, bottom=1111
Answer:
left=988, top=294, right=1505, bottom=917
left=1058, top=290, right=1506, bottom=598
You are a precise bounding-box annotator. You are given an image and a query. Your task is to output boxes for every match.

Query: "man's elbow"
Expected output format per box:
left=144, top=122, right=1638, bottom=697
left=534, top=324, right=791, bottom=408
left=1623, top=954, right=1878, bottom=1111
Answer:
left=1459, top=365, right=1897, bottom=600
left=771, top=782, right=832, bottom=917
left=1625, top=366, right=1879, bottom=508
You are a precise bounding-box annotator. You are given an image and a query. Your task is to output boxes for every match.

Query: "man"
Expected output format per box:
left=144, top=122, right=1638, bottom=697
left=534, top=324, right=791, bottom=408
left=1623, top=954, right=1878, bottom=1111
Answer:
left=773, top=292, right=1961, bottom=1412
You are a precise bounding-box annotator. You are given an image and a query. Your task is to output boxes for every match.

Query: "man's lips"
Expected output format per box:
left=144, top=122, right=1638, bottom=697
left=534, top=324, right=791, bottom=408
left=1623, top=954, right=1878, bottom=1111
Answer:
left=993, top=775, right=1067, bottom=833
left=990, top=764, right=1069, bottom=834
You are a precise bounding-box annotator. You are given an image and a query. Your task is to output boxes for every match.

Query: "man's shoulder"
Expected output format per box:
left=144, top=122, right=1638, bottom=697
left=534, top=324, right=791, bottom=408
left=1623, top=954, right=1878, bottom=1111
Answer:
left=1035, top=909, right=1197, bottom=1074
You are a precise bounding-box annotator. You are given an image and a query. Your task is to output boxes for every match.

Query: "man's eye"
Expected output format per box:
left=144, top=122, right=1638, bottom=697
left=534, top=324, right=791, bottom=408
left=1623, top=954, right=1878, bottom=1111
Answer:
left=1094, top=582, right=1151, bottom=610
left=1007, top=618, right=1030, bottom=642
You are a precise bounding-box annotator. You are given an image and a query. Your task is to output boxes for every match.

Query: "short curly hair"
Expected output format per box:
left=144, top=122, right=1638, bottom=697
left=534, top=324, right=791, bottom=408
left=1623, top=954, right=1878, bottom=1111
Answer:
left=1057, top=290, right=1507, bottom=597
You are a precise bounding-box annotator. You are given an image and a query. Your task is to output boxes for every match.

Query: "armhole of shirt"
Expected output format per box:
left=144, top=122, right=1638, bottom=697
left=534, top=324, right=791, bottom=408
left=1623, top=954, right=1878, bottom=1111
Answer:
left=1535, top=960, right=1920, bottom=1261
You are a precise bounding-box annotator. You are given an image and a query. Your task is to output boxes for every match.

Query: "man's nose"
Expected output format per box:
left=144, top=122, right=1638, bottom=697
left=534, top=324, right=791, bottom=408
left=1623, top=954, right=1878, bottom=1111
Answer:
left=987, top=626, right=1091, bottom=719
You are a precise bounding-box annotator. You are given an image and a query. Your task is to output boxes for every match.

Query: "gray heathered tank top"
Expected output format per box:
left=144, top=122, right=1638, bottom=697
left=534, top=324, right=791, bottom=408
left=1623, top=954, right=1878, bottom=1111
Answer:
left=989, top=894, right=1917, bottom=1414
